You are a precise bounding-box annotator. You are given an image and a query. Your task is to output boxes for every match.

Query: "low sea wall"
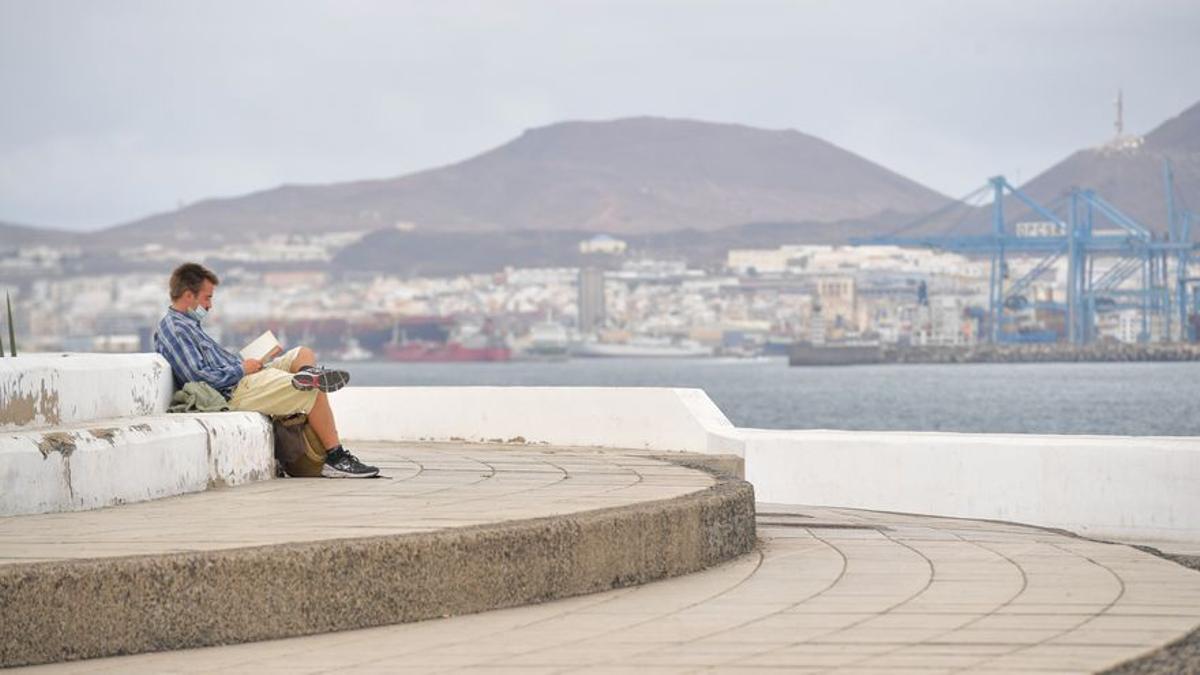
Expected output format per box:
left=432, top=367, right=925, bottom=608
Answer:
left=330, top=386, right=744, bottom=456
left=334, top=387, right=1200, bottom=545
left=741, top=428, right=1200, bottom=543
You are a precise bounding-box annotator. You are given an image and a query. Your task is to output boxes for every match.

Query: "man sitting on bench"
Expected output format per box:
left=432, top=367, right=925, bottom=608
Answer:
left=152, top=262, right=378, bottom=478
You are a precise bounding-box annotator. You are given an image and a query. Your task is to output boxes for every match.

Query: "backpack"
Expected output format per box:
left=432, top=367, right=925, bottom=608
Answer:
left=272, top=413, right=327, bottom=477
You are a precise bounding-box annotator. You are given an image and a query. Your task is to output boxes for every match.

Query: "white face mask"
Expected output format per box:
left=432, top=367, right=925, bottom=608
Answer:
left=188, top=305, right=209, bottom=322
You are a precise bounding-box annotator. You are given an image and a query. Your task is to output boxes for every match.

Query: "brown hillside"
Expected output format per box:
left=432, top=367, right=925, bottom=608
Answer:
left=99, top=117, right=950, bottom=245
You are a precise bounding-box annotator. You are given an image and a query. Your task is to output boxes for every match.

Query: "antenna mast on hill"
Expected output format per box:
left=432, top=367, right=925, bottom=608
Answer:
left=1101, top=88, right=1143, bottom=154
left=1114, top=89, right=1124, bottom=136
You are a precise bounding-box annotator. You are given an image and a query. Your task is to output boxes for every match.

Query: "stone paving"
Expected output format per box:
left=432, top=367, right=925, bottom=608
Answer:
left=13, top=491, right=1200, bottom=673
left=0, top=443, right=713, bottom=564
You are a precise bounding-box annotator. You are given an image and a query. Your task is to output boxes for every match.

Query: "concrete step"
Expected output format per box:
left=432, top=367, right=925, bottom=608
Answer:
left=0, top=412, right=273, bottom=516
left=0, top=445, right=756, bottom=668
left=0, top=353, right=173, bottom=431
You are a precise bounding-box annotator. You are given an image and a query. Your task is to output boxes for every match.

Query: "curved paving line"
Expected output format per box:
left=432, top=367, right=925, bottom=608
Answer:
left=555, top=527, right=851, bottom=674
left=431, top=453, right=573, bottom=507
left=707, top=525, right=940, bottom=672
left=820, top=526, right=1034, bottom=673
left=387, top=456, right=425, bottom=482
left=0, top=469, right=755, bottom=668
left=390, top=448, right=500, bottom=499
left=392, top=553, right=770, bottom=675
left=449, top=530, right=783, bottom=674
left=567, top=461, right=646, bottom=498
left=345, top=585, right=650, bottom=674
left=534, top=548, right=774, bottom=675
left=968, top=538, right=1130, bottom=670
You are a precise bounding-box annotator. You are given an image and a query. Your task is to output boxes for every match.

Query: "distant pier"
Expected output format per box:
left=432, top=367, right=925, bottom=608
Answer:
left=790, top=341, right=1200, bottom=366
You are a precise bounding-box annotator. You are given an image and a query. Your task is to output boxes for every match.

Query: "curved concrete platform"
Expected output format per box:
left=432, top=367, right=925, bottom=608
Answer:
left=0, top=444, right=755, bottom=668
left=22, top=504, right=1200, bottom=674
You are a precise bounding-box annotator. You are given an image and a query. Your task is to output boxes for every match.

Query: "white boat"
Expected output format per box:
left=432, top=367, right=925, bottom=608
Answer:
left=571, top=336, right=712, bottom=358
left=331, top=337, right=374, bottom=361
left=519, top=321, right=570, bottom=360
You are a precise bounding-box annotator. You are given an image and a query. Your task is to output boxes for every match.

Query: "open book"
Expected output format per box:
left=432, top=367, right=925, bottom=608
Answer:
left=240, top=330, right=284, bottom=362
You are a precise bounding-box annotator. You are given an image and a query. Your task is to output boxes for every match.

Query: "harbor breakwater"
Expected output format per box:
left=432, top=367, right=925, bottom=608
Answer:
left=790, top=341, right=1200, bottom=366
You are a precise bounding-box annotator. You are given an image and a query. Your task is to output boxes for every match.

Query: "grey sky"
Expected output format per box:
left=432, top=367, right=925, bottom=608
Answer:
left=1, top=0, right=1197, bottom=231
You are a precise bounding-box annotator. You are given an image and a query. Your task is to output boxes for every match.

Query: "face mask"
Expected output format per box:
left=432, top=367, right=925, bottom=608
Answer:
left=188, top=305, right=209, bottom=322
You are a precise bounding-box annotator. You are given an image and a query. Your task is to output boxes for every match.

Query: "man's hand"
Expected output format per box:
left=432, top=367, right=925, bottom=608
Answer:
left=243, top=358, right=264, bottom=375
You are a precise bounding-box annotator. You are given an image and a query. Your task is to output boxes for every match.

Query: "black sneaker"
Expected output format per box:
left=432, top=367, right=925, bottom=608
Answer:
left=291, top=366, right=350, bottom=393
left=322, top=446, right=379, bottom=478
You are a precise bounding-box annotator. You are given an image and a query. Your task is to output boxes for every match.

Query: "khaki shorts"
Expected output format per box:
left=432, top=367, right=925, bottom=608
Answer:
left=228, top=347, right=319, bottom=417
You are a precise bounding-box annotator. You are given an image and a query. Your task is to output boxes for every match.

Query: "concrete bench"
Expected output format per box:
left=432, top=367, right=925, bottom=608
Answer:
left=1, top=354, right=273, bottom=516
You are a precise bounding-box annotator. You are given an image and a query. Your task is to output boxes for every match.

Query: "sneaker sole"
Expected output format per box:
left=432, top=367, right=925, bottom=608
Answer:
left=321, top=464, right=379, bottom=478
left=292, top=369, right=350, bottom=393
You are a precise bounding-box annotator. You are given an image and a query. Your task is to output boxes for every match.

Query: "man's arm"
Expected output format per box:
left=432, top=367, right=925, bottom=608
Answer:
left=157, top=321, right=245, bottom=391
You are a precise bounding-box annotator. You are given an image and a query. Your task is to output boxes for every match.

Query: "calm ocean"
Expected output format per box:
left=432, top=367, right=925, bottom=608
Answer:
left=326, top=358, right=1200, bottom=437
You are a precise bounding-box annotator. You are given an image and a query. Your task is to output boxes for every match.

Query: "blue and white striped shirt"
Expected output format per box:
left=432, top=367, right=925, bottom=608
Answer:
left=152, top=308, right=244, bottom=396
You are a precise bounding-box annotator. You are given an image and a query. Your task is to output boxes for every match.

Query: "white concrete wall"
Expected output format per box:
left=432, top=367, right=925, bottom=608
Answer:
left=0, top=413, right=273, bottom=516
left=331, top=386, right=743, bottom=456
left=742, top=428, right=1200, bottom=543
left=0, top=353, right=174, bottom=431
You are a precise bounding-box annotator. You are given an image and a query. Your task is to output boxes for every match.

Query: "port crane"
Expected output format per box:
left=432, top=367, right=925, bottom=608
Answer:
left=852, top=164, right=1198, bottom=344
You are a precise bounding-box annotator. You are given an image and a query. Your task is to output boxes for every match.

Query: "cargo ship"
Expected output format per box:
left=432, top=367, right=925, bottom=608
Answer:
left=572, top=336, right=712, bottom=358
left=381, top=315, right=511, bottom=363
left=385, top=340, right=511, bottom=362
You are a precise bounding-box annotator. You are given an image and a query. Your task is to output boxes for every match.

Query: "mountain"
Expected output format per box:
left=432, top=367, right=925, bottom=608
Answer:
left=1015, top=100, right=1200, bottom=230
left=0, top=221, right=77, bottom=247
left=98, top=117, right=950, bottom=246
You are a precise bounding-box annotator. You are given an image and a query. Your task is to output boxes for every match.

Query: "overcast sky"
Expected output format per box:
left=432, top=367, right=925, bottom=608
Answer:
left=1, top=0, right=1197, bottom=231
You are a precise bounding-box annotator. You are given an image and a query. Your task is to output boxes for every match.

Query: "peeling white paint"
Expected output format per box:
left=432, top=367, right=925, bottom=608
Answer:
left=0, top=414, right=273, bottom=516
left=193, top=412, right=275, bottom=487
left=0, top=353, right=173, bottom=431
left=1, top=354, right=274, bottom=516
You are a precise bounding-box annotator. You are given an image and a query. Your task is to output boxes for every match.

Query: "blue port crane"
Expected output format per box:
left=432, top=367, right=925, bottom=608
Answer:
left=851, top=166, right=1199, bottom=344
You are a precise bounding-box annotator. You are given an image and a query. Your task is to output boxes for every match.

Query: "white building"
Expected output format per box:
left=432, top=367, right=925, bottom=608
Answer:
left=579, top=235, right=627, bottom=255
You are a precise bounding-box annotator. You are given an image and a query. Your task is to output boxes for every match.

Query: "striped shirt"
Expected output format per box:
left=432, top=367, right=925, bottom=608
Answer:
left=152, top=308, right=244, bottom=396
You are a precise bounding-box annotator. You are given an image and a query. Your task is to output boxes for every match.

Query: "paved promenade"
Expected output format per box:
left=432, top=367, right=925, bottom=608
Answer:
left=5, top=444, right=1199, bottom=673
left=12, top=508, right=1200, bottom=670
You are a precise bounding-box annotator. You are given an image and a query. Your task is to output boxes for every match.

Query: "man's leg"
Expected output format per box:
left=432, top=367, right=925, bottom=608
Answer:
left=228, top=368, right=376, bottom=478
left=282, top=346, right=350, bottom=393
left=306, top=390, right=340, bottom=451
left=286, top=346, right=316, bottom=373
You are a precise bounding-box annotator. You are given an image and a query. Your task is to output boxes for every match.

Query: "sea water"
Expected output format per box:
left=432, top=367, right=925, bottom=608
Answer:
left=327, top=358, right=1200, bottom=436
